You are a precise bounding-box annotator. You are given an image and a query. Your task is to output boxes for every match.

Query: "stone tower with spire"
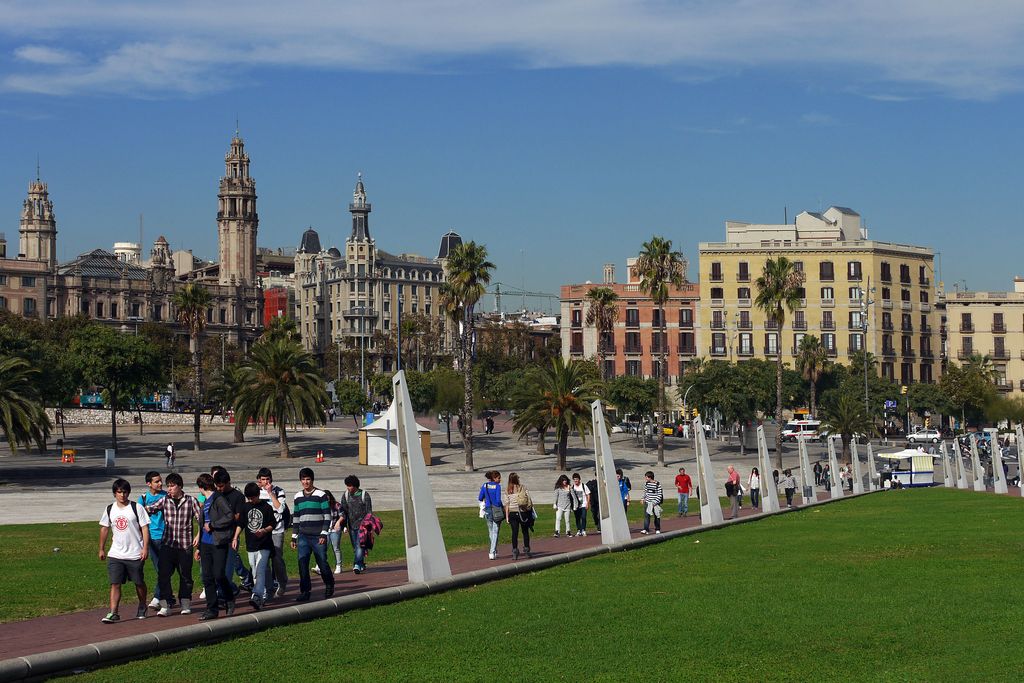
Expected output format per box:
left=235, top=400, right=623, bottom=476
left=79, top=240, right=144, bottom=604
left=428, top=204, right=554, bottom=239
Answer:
left=345, top=172, right=375, bottom=276
left=217, top=132, right=258, bottom=286
left=19, top=176, right=57, bottom=269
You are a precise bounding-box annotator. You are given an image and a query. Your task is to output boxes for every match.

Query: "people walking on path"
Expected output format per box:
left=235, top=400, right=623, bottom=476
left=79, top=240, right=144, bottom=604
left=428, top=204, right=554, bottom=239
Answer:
left=726, top=465, right=741, bottom=519
left=674, top=467, right=692, bottom=517
left=780, top=469, right=797, bottom=508
left=478, top=471, right=504, bottom=560
left=320, top=490, right=344, bottom=575
left=553, top=475, right=573, bottom=538
left=616, top=468, right=631, bottom=511
left=256, top=467, right=289, bottom=598
left=290, top=467, right=335, bottom=603
left=99, top=478, right=151, bottom=624
left=586, top=472, right=601, bottom=531
left=813, top=461, right=823, bottom=485
left=748, top=467, right=762, bottom=509
left=210, top=466, right=251, bottom=595
left=200, top=469, right=244, bottom=620
left=138, top=471, right=168, bottom=610
left=242, top=482, right=276, bottom=610
left=339, top=475, right=373, bottom=573
left=143, top=472, right=201, bottom=616
left=165, top=443, right=175, bottom=469
left=822, top=464, right=832, bottom=491
left=640, top=471, right=664, bottom=534
left=570, top=473, right=589, bottom=536
left=504, top=472, right=533, bottom=559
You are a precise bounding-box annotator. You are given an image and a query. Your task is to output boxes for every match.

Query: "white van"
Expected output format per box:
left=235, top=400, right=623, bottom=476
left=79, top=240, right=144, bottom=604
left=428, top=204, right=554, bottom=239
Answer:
left=781, top=419, right=821, bottom=442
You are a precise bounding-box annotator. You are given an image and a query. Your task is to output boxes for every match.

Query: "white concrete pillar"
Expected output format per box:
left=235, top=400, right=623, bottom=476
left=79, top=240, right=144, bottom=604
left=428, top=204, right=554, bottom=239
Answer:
left=1017, top=425, right=1024, bottom=497
left=798, top=437, right=817, bottom=503
left=986, top=427, right=1007, bottom=495
left=970, top=435, right=986, bottom=492
left=939, top=441, right=954, bottom=488
left=591, top=400, right=631, bottom=545
left=851, top=440, right=865, bottom=495
left=866, top=442, right=878, bottom=491
left=693, top=417, right=724, bottom=525
left=756, top=425, right=781, bottom=512
left=827, top=436, right=843, bottom=499
left=953, top=439, right=969, bottom=489
left=391, top=371, right=451, bottom=583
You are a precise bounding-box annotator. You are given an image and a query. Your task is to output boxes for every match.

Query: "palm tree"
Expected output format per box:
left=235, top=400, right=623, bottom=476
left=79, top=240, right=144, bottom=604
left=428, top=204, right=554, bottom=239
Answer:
left=796, top=335, right=828, bottom=419
left=754, top=256, right=805, bottom=469
left=262, top=315, right=301, bottom=344
left=635, top=236, right=686, bottom=467
left=584, top=286, right=619, bottom=381
left=0, top=355, right=51, bottom=453
left=511, top=357, right=603, bottom=471
left=235, top=338, right=328, bottom=458
left=207, top=364, right=250, bottom=443
left=173, top=283, right=213, bottom=451
left=439, top=241, right=495, bottom=471
left=821, top=390, right=875, bottom=462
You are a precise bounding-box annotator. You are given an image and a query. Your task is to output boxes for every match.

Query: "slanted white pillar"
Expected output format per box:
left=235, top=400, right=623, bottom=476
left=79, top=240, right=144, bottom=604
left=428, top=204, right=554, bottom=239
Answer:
left=827, top=436, right=844, bottom=499
left=939, top=441, right=954, bottom=488
left=970, top=434, right=986, bottom=492
left=986, top=427, right=1007, bottom=494
left=953, top=439, right=969, bottom=489
left=392, top=371, right=451, bottom=583
left=694, top=417, right=724, bottom=525
left=756, top=425, right=781, bottom=512
left=1017, top=424, right=1024, bottom=497
left=798, top=437, right=817, bottom=503
left=866, top=442, right=879, bottom=491
left=850, top=439, right=865, bottom=495
left=591, top=400, right=631, bottom=545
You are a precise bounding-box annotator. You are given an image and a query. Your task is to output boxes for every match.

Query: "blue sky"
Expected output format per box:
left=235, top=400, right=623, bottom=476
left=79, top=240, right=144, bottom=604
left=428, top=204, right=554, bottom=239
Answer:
left=1, top=1, right=1023, bottom=311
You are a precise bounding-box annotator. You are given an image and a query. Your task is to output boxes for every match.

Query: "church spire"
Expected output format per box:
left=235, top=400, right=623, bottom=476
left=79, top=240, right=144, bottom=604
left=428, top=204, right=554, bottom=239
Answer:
left=19, top=175, right=57, bottom=269
left=348, top=172, right=372, bottom=242
left=217, top=132, right=258, bottom=285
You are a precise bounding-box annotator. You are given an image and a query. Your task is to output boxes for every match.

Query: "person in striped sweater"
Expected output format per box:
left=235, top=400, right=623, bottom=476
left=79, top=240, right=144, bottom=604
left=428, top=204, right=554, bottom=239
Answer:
left=289, top=468, right=334, bottom=602
left=640, top=471, right=664, bottom=535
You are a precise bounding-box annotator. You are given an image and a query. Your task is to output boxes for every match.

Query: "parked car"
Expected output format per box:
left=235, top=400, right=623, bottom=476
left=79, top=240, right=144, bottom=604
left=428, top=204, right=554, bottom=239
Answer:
left=781, top=420, right=821, bottom=442
left=611, top=422, right=634, bottom=434
left=818, top=429, right=869, bottom=445
left=907, top=428, right=942, bottom=445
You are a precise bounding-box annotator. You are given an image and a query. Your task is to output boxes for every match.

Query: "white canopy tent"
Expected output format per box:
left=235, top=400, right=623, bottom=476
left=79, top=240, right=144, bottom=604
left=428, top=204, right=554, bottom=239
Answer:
left=359, top=402, right=432, bottom=467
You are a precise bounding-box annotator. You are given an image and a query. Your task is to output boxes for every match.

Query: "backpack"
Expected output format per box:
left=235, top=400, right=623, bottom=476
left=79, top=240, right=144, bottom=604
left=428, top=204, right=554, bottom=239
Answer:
left=281, top=504, right=292, bottom=530
left=107, top=501, right=140, bottom=523
left=515, top=487, right=533, bottom=511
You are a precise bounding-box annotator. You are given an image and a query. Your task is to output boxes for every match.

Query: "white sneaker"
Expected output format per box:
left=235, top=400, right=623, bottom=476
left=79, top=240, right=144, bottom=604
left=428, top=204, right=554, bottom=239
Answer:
left=312, top=566, right=321, bottom=574
left=157, top=606, right=171, bottom=617
left=581, top=531, right=587, bottom=537
left=334, top=564, right=342, bottom=575
left=655, top=530, right=662, bottom=535
left=488, top=552, right=497, bottom=560
left=199, top=589, right=206, bottom=600
left=180, top=599, right=192, bottom=615
left=148, top=597, right=160, bottom=609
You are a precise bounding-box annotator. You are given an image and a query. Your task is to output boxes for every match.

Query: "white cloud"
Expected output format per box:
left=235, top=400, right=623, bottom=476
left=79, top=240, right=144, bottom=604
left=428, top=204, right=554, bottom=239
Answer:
left=801, top=112, right=837, bottom=126
left=1, top=1, right=1023, bottom=98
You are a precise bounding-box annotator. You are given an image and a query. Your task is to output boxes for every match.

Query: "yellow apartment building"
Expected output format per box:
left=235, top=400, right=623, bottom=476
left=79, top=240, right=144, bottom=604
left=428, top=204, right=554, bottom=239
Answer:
left=943, top=278, right=1024, bottom=394
left=698, top=207, right=939, bottom=388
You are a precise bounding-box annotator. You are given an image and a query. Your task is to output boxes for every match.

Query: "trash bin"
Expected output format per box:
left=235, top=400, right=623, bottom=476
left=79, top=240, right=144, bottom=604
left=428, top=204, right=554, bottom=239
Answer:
left=105, top=448, right=116, bottom=468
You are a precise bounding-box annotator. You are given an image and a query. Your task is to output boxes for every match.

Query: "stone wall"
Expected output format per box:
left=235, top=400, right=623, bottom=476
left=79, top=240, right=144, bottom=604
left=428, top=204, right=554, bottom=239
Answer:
left=46, top=408, right=231, bottom=427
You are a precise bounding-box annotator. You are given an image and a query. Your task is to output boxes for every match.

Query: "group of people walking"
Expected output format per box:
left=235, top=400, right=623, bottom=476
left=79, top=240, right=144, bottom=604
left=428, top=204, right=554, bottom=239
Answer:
left=97, top=466, right=380, bottom=625
left=723, top=465, right=800, bottom=518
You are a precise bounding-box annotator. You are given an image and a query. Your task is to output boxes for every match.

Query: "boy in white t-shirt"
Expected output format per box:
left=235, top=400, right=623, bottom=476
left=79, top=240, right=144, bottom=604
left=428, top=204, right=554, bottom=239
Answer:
left=98, top=478, right=152, bottom=623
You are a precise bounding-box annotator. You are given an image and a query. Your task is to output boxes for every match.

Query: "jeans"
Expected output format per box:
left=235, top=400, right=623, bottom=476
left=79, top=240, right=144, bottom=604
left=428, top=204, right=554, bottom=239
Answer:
left=229, top=547, right=252, bottom=587
left=554, top=508, right=571, bottom=534
left=573, top=507, right=587, bottom=533
left=328, top=529, right=343, bottom=568
left=157, top=545, right=193, bottom=604
left=484, top=512, right=502, bottom=555
left=202, top=543, right=235, bottom=613
left=643, top=504, right=661, bottom=532
left=729, top=494, right=739, bottom=518
left=677, top=492, right=690, bottom=515
left=264, top=533, right=288, bottom=593
left=148, top=537, right=165, bottom=600
left=750, top=488, right=761, bottom=508
left=348, top=524, right=366, bottom=569
left=509, top=512, right=531, bottom=552
left=785, top=488, right=795, bottom=507
left=296, top=534, right=334, bottom=594
left=247, top=549, right=270, bottom=599
left=590, top=502, right=601, bottom=530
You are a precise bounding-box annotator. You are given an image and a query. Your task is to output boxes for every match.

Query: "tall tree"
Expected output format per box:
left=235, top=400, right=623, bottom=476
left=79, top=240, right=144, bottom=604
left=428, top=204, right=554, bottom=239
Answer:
left=635, top=236, right=686, bottom=467
left=261, top=315, right=301, bottom=344
left=584, top=286, right=619, bottom=381
left=0, top=355, right=51, bottom=453
left=821, top=390, right=875, bottom=462
left=511, top=357, right=603, bottom=471
left=754, top=255, right=805, bottom=469
left=172, top=283, right=213, bottom=451
left=235, top=338, right=328, bottom=459
left=439, top=241, right=495, bottom=471
left=796, top=334, right=829, bottom=419
left=207, top=364, right=250, bottom=443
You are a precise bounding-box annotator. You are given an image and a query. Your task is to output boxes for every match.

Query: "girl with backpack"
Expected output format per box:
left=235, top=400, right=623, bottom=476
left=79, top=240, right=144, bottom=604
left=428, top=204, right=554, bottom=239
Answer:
left=553, top=475, right=573, bottom=538
left=570, top=472, right=590, bottom=536
left=503, top=472, right=533, bottom=560
left=478, top=471, right=505, bottom=560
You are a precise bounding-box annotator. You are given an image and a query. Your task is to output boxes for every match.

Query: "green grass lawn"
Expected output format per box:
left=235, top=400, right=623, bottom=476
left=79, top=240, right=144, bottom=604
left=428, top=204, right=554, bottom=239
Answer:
left=63, top=489, right=1024, bottom=682
left=0, top=498, right=676, bottom=622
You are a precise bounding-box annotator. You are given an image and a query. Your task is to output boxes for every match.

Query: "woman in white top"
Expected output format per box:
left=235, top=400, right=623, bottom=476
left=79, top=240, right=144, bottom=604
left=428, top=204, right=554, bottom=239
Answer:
left=748, top=467, right=761, bottom=509
left=570, top=473, right=590, bottom=537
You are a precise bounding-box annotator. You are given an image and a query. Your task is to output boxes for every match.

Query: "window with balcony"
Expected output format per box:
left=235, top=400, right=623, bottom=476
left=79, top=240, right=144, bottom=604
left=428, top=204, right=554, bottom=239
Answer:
left=23, top=298, right=36, bottom=316
left=710, top=287, right=724, bottom=301
left=823, top=333, right=836, bottom=353
left=880, top=262, right=892, bottom=282
left=847, top=261, right=862, bottom=280
left=793, top=261, right=804, bottom=274
left=679, top=308, right=693, bottom=328
left=678, top=332, right=695, bottom=353
left=882, top=312, right=893, bottom=330
left=737, top=262, right=750, bottom=281
left=819, top=261, right=834, bottom=281
left=603, top=360, right=615, bottom=379
left=882, top=334, right=894, bottom=355
left=652, top=309, right=664, bottom=328
left=901, top=313, right=912, bottom=332
left=899, top=264, right=911, bottom=284
left=625, top=308, right=640, bottom=327
left=920, top=364, right=933, bottom=383
left=820, top=286, right=834, bottom=302
left=901, top=335, right=913, bottom=354
left=849, top=311, right=864, bottom=329
left=919, top=290, right=930, bottom=303
left=737, top=287, right=751, bottom=301
left=651, top=331, right=668, bottom=353
left=918, top=265, right=929, bottom=286
left=738, top=333, right=753, bottom=356
left=962, top=336, right=973, bottom=357
left=711, top=310, right=725, bottom=330
left=793, top=310, right=807, bottom=330
left=738, top=310, right=752, bottom=330
left=993, top=312, right=1005, bottom=333
left=849, top=333, right=864, bottom=352
left=961, top=312, right=972, bottom=332
left=881, top=287, right=891, bottom=301
left=626, top=360, right=641, bottom=377
left=571, top=309, right=582, bottom=328
left=919, top=314, right=929, bottom=333
left=711, top=333, right=727, bottom=356
left=994, top=337, right=1007, bottom=359
left=821, top=311, right=835, bottom=330
left=651, top=359, right=663, bottom=379
left=901, top=363, right=914, bottom=384
left=764, top=332, right=779, bottom=354
left=710, top=262, right=723, bottom=281
left=625, top=332, right=641, bottom=353
left=793, top=333, right=805, bottom=353
left=849, top=286, right=863, bottom=301
left=882, top=362, right=895, bottom=380
left=570, top=331, right=583, bottom=353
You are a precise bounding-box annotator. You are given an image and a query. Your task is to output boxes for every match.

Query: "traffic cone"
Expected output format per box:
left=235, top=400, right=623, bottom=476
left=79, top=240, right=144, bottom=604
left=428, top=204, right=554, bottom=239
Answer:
left=315, top=450, right=324, bottom=463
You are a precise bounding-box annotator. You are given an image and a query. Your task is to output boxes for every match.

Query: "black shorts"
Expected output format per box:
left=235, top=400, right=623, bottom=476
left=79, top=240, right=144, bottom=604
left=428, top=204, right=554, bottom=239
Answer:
left=107, top=557, right=145, bottom=585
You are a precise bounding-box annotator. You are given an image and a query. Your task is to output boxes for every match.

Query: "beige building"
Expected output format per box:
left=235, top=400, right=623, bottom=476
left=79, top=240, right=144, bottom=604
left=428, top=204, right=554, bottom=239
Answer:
left=943, top=279, right=1024, bottom=394
left=294, top=175, right=458, bottom=372
left=698, top=207, right=939, bottom=386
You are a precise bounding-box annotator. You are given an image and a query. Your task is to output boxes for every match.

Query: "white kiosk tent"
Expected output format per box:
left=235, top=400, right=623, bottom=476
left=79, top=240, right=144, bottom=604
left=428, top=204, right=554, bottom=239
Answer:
left=359, top=402, right=432, bottom=467
left=879, top=449, right=935, bottom=487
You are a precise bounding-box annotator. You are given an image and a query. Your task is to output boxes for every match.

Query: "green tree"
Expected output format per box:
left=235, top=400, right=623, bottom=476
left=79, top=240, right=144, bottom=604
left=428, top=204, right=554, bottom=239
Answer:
left=584, top=286, right=619, bottom=380
left=821, top=389, right=875, bottom=462
left=511, top=357, right=602, bottom=471
left=635, top=236, right=686, bottom=467
left=796, top=335, right=829, bottom=419
left=439, top=240, right=495, bottom=471
left=172, top=283, right=213, bottom=451
left=334, top=379, right=371, bottom=427
left=71, top=327, right=162, bottom=453
left=940, top=356, right=997, bottom=430
left=207, top=364, right=250, bottom=443
left=262, top=315, right=301, bottom=344
left=608, top=375, right=658, bottom=448
left=754, top=255, right=805, bottom=468
left=0, top=355, right=51, bottom=453
left=235, top=338, right=328, bottom=459
left=429, top=366, right=464, bottom=447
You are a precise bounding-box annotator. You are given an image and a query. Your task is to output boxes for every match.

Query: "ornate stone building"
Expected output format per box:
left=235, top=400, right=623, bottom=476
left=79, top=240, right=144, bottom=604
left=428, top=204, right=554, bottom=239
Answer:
left=0, top=134, right=264, bottom=346
left=295, top=175, right=458, bottom=373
